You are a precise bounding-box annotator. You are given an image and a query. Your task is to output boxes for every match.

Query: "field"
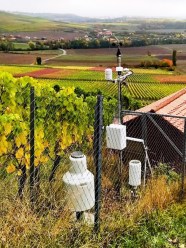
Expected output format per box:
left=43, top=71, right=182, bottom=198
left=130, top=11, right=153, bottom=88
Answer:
left=0, top=65, right=42, bottom=74
left=0, top=52, right=51, bottom=65
left=13, top=42, right=30, bottom=50
left=0, top=46, right=175, bottom=66
left=0, top=12, right=88, bottom=33
left=0, top=64, right=185, bottom=101
left=1, top=45, right=186, bottom=72
left=35, top=79, right=185, bottom=100
left=0, top=12, right=61, bottom=32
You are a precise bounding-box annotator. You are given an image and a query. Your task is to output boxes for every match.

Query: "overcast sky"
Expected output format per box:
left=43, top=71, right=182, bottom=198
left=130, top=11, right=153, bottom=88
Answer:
left=0, top=0, right=186, bottom=19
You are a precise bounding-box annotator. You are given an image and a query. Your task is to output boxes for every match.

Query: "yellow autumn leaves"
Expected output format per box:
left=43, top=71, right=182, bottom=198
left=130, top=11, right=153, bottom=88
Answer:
left=15, top=131, right=27, bottom=148
left=3, top=123, right=12, bottom=135
left=16, top=147, right=24, bottom=159
left=4, top=126, right=49, bottom=174
left=0, top=122, right=13, bottom=156
left=3, top=120, right=85, bottom=175
left=6, top=164, right=22, bottom=175
left=6, top=164, right=16, bottom=173
left=35, top=128, right=49, bottom=166
left=58, top=121, right=82, bottom=150
left=6, top=147, right=29, bottom=174
left=0, top=135, right=9, bottom=156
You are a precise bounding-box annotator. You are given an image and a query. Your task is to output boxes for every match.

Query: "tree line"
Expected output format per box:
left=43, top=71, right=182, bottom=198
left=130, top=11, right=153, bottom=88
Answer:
left=0, top=36, right=186, bottom=52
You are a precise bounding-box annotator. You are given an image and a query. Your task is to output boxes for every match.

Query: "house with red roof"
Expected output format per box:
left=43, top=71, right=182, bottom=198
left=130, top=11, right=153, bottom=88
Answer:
left=123, top=88, right=186, bottom=169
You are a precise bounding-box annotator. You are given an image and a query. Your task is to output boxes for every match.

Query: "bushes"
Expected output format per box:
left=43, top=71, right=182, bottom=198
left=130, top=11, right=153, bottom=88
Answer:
left=160, top=59, right=173, bottom=68
left=140, top=59, right=174, bottom=70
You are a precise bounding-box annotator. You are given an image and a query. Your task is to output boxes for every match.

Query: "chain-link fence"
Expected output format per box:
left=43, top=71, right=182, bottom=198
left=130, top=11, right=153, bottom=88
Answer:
left=122, top=110, right=186, bottom=192
left=0, top=76, right=118, bottom=247
left=0, top=75, right=186, bottom=247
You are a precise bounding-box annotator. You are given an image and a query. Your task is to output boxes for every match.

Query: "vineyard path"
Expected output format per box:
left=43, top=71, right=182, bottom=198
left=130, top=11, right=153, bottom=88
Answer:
left=30, top=49, right=67, bottom=65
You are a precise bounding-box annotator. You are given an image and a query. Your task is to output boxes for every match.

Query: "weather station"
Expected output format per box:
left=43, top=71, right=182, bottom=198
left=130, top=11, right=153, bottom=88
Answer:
left=105, top=39, right=152, bottom=198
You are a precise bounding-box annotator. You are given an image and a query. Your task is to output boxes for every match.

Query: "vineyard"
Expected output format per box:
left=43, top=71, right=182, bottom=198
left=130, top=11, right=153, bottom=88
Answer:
left=1, top=65, right=185, bottom=184
left=1, top=64, right=186, bottom=247
left=1, top=65, right=185, bottom=176
left=36, top=79, right=186, bottom=101
left=0, top=65, right=42, bottom=75
left=0, top=65, right=185, bottom=102
left=1, top=71, right=186, bottom=247
left=0, top=72, right=118, bottom=180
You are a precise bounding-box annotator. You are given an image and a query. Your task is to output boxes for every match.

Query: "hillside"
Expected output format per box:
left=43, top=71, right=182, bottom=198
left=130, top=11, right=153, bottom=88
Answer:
left=1, top=11, right=186, bottom=34
left=14, top=12, right=100, bottom=23
left=0, top=11, right=85, bottom=32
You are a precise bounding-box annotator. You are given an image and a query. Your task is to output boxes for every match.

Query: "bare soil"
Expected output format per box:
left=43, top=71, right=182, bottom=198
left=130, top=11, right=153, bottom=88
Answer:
left=154, top=75, right=186, bottom=83
left=0, top=52, right=49, bottom=65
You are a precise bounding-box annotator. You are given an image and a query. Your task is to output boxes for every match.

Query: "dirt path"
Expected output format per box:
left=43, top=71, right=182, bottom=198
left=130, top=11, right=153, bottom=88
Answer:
left=42, top=49, right=66, bottom=63
left=30, top=49, right=67, bottom=65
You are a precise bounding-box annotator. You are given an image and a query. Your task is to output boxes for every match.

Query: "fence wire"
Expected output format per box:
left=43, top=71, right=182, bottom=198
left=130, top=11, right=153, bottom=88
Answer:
left=0, top=78, right=186, bottom=247
left=123, top=111, right=185, bottom=171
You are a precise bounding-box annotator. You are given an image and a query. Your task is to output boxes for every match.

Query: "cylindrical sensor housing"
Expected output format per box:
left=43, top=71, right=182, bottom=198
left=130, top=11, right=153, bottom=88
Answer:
left=105, top=68, right=113, bottom=81
left=63, top=152, right=95, bottom=212
left=129, top=160, right=141, bottom=187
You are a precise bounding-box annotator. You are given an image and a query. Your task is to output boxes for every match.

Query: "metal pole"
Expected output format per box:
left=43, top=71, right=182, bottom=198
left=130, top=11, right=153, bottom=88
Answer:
left=117, top=46, right=122, bottom=124
left=118, top=150, right=123, bottom=199
left=94, top=95, right=103, bottom=233
left=181, top=118, right=186, bottom=199
left=117, top=48, right=123, bottom=197
left=142, top=114, right=147, bottom=148
left=118, top=79, right=122, bottom=124
left=118, top=78, right=123, bottom=198
left=30, top=86, right=35, bottom=205
left=142, top=114, right=148, bottom=186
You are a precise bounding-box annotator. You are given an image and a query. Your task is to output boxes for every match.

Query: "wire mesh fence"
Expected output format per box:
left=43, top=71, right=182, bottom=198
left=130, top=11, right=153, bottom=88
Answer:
left=122, top=110, right=186, bottom=191
left=0, top=74, right=186, bottom=247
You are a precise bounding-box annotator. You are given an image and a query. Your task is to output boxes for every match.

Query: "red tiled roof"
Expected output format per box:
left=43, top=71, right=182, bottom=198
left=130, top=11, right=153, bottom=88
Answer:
left=137, top=88, right=186, bottom=114
left=124, top=87, right=186, bottom=133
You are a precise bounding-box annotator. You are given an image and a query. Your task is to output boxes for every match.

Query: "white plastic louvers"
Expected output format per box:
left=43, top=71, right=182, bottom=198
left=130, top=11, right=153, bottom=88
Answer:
left=106, top=124, right=126, bottom=150
left=129, top=160, right=141, bottom=187
left=105, top=68, right=113, bottom=81
left=63, top=152, right=95, bottom=212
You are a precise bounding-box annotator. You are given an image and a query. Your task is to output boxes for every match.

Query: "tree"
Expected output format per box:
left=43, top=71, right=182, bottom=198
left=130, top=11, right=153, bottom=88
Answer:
left=0, top=41, right=14, bottom=52
left=28, top=41, right=36, bottom=50
left=89, top=39, right=100, bottom=48
left=172, top=49, right=177, bottom=66
left=36, top=57, right=42, bottom=65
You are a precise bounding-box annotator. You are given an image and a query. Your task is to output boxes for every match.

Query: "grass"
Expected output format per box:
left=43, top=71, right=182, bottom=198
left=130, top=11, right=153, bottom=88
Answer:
left=0, top=12, right=85, bottom=32
left=132, top=68, right=174, bottom=75
left=0, top=164, right=185, bottom=248
left=0, top=65, right=42, bottom=74
left=53, top=54, right=116, bottom=62
left=109, top=201, right=186, bottom=248
left=43, top=52, right=160, bottom=67
left=13, top=43, right=30, bottom=50
left=11, top=50, right=61, bottom=55
left=0, top=12, right=58, bottom=32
